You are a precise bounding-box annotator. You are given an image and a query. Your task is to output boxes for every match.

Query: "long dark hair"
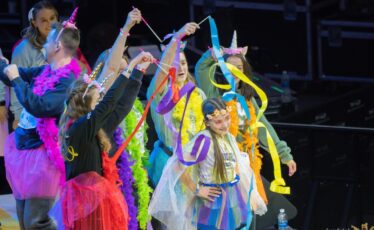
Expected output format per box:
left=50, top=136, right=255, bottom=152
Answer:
left=202, top=98, right=229, bottom=183
left=22, top=0, right=58, bottom=49
left=59, top=79, right=111, bottom=158
left=215, top=54, right=255, bottom=99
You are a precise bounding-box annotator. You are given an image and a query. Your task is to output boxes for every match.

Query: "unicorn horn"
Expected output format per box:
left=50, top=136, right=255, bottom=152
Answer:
left=230, top=30, right=237, bottom=49
left=99, top=72, right=115, bottom=88
left=68, top=7, right=79, bottom=25
left=89, top=62, right=103, bottom=80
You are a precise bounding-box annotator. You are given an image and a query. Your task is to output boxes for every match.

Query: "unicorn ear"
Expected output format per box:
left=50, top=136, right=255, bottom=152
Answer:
left=160, top=44, right=166, bottom=52
left=241, top=46, right=248, bottom=56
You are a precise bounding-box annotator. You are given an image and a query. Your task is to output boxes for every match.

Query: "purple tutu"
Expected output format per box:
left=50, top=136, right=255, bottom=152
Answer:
left=5, top=132, right=62, bottom=200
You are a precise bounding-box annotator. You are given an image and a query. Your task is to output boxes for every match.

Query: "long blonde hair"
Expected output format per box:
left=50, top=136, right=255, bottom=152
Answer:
left=59, top=79, right=111, bottom=158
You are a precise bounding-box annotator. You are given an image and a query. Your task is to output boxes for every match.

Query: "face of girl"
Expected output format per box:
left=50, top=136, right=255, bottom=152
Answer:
left=177, top=52, right=189, bottom=85
left=32, top=8, right=58, bottom=39
left=226, top=56, right=244, bottom=87
left=206, top=114, right=231, bottom=137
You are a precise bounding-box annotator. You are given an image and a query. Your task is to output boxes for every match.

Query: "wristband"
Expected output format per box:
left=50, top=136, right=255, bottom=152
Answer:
left=122, top=67, right=133, bottom=78
left=136, top=65, right=146, bottom=74
left=119, top=28, right=130, bottom=37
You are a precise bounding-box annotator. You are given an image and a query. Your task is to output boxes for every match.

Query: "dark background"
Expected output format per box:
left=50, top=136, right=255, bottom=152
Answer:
left=1, top=0, right=374, bottom=229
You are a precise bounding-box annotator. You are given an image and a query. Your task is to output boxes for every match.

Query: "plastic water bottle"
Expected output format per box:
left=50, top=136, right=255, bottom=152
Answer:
left=278, top=208, right=289, bottom=230
left=281, top=71, right=292, bottom=104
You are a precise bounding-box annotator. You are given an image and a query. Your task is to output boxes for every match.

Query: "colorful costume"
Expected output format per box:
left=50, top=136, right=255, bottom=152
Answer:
left=195, top=49, right=293, bottom=203
left=194, top=27, right=297, bottom=227
left=147, top=77, right=206, bottom=186
left=0, top=59, right=80, bottom=229
left=149, top=130, right=267, bottom=230
left=50, top=69, right=144, bottom=229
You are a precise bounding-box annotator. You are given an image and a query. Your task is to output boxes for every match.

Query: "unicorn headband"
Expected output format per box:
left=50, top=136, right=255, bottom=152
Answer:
left=55, top=7, right=79, bottom=42
left=28, top=8, right=35, bottom=22
left=160, top=40, right=187, bottom=52
left=82, top=62, right=112, bottom=101
left=222, top=30, right=248, bottom=56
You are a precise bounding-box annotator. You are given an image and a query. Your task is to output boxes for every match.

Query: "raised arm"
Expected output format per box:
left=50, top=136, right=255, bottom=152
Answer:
left=97, top=8, right=141, bottom=91
left=82, top=52, right=153, bottom=140
left=104, top=52, right=153, bottom=134
left=151, top=22, right=200, bottom=95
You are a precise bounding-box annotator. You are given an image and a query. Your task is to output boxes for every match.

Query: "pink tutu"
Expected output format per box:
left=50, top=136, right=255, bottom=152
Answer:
left=50, top=171, right=129, bottom=230
left=4, top=132, right=62, bottom=199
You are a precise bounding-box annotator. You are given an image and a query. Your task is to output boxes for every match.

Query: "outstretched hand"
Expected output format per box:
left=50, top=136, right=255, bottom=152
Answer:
left=131, top=51, right=154, bottom=65
left=127, top=51, right=154, bottom=74
left=174, top=22, right=200, bottom=40
left=125, top=8, right=141, bottom=29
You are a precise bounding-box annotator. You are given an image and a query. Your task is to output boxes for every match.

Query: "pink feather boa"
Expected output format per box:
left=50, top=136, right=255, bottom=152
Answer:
left=34, top=59, right=81, bottom=184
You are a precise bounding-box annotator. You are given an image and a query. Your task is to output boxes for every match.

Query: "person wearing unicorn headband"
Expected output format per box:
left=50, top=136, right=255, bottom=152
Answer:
left=195, top=30, right=298, bottom=228
left=50, top=51, right=153, bottom=229
left=92, top=9, right=153, bottom=230
left=149, top=97, right=267, bottom=229
left=0, top=8, right=81, bottom=229
left=146, top=22, right=208, bottom=189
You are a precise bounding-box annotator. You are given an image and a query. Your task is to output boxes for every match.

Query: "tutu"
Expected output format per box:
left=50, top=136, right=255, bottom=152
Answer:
left=149, top=131, right=267, bottom=230
left=192, top=181, right=247, bottom=230
left=50, top=171, right=129, bottom=230
left=4, top=132, right=61, bottom=199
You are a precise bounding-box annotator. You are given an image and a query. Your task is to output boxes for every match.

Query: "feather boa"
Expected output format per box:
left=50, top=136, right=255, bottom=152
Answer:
left=226, top=99, right=268, bottom=204
left=32, top=59, right=81, bottom=96
left=171, top=88, right=205, bottom=145
left=120, top=98, right=152, bottom=229
left=113, top=128, right=138, bottom=230
left=34, top=59, right=81, bottom=184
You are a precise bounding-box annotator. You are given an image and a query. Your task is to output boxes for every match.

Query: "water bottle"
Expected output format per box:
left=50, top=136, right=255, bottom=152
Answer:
left=281, top=71, right=292, bottom=104
left=278, top=208, right=289, bottom=230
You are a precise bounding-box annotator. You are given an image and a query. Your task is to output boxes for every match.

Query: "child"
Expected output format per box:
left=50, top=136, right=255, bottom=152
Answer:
left=53, top=51, right=153, bottom=229
left=149, top=98, right=267, bottom=230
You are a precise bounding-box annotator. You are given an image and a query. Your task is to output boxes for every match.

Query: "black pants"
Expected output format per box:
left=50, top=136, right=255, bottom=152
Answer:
left=15, top=198, right=56, bottom=230
left=251, top=176, right=297, bottom=230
